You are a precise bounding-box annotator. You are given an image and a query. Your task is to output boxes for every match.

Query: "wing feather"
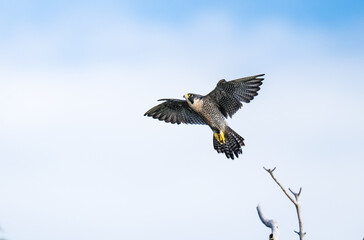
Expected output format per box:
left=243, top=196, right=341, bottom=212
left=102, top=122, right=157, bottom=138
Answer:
left=207, top=74, right=264, bottom=118
left=144, top=99, right=206, bottom=125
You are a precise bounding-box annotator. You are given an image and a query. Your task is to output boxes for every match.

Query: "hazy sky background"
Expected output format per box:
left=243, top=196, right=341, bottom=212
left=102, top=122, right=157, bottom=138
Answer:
left=0, top=1, right=363, bottom=240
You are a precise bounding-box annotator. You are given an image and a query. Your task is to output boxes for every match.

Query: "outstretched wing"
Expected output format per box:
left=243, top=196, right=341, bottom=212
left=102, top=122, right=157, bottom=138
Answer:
left=207, top=74, right=264, bottom=118
left=144, top=99, right=206, bottom=125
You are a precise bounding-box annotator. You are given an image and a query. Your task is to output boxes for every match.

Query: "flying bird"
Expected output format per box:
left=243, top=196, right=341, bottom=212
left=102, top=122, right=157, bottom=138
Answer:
left=144, top=74, right=264, bottom=159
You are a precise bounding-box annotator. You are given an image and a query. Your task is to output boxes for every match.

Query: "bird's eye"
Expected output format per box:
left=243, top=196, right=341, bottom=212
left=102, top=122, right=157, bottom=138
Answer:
left=190, top=94, right=193, bottom=97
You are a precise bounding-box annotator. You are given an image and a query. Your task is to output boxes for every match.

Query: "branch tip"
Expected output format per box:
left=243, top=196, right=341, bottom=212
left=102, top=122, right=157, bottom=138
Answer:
left=263, top=166, right=276, bottom=173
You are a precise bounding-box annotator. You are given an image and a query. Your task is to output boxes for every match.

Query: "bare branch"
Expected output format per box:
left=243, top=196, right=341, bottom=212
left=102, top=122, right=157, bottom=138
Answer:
left=263, top=167, right=305, bottom=240
left=257, top=204, right=279, bottom=240
left=263, top=167, right=296, bottom=205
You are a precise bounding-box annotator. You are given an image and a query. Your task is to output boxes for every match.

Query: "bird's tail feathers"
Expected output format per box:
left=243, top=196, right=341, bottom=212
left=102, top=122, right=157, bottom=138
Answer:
left=213, top=126, right=244, bottom=159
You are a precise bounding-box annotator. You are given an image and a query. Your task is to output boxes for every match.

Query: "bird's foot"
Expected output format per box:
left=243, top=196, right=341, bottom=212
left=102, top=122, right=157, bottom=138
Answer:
left=214, top=131, right=225, bottom=144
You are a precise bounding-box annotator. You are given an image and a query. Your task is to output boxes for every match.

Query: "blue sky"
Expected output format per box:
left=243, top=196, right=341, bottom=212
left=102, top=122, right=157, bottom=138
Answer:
left=1, top=0, right=363, bottom=69
left=2, top=0, right=363, bottom=25
left=0, top=1, right=363, bottom=240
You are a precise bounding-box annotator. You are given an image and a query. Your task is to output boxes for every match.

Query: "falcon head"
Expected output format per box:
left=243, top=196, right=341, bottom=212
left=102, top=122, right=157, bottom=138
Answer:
left=183, top=93, right=203, bottom=105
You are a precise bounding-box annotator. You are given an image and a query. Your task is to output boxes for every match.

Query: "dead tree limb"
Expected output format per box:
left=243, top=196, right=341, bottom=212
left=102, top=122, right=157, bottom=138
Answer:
left=263, top=167, right=306, bottom=240
left=256, top=204, right=279, bottom=240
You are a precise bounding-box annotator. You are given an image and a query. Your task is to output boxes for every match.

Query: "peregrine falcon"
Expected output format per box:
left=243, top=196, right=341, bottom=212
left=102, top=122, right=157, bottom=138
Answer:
left=144, top=74, right=264, bottom=159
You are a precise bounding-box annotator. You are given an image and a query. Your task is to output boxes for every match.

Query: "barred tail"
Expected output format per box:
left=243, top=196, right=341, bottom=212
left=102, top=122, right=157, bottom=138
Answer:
left=213, top=127, right=245, bottom=160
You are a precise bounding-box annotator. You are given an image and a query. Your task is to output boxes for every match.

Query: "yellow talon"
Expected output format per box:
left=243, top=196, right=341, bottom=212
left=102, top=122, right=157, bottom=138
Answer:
left=214, top=132, right=225, bottom=144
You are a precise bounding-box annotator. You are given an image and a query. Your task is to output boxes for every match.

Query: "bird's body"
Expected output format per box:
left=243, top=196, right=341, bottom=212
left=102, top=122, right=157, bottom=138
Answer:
left=144, top=74, right=264, bottom=159
left=187, top=95, right=226, bottom=132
